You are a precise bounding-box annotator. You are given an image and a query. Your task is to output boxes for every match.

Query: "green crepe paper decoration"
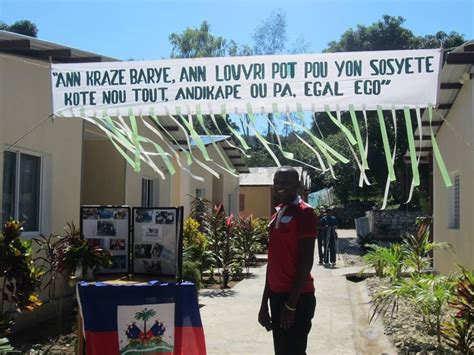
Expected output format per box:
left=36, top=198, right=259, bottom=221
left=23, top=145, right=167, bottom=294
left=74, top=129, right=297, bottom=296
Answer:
left=245, top=103, right=281, bottom=166
left=324, top=105, right=357, bottom=146
left=403, top=106, right=420, bottom=186
left=195, top=107, right=238, bottom=177
left=179, top=114, right=211, bottom=162
left=429, top=106, right=452, bottom=187
left=146, top=114, right=205, bottom=181
left=348, top=105, right=369, bottom=172
left=281, top=115, right=350, bottom=180
left=377, top=107, right=396, bottom=182
left=150, top=110, right=193, bottom=166
left=208, top=113, right=249, bottom=158
left=335, top=109, right=370, bottom=187
left=112, top=113, right=167, bottom=179
left=165, top=112, right=221, bottom=178
left=220, top=107, right=251, bottom=151
left=266, top=108, right=294, bottom=161
left=381, top=109, right=398, bottom=210
left=127, top=108, right=142, bottom=172
left=80, top=113, right=137, bottom=170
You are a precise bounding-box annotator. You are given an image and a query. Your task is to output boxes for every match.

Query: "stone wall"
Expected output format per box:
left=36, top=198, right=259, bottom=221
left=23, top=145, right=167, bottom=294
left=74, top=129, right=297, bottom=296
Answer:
left=366, top=209, right=428, bottom=239
left=332, top=201, right=374, bottom=228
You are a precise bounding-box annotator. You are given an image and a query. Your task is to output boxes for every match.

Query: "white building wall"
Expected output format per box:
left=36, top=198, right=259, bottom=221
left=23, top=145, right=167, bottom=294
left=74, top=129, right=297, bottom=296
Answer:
left=433, top=79, right=474, bottom=274
left=0, top=54, right=83, bottom=237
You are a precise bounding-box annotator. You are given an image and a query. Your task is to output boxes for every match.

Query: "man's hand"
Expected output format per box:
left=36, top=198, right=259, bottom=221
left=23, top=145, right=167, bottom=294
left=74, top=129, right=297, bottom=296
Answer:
left=258, top=305, right=272, bottom=331
left=280, top=305, right=296, bottom=329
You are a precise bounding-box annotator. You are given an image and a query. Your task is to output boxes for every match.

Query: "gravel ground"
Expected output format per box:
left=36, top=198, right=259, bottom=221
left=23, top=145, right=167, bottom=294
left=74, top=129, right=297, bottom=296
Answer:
left=338, top=235, right=456, bottom=354
left=366, top=277, right=455, bottom=354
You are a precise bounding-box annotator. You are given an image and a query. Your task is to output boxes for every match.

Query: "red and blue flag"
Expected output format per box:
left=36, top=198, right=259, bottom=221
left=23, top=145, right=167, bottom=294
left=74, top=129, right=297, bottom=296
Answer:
left=77, top=281, right=206, bottom=354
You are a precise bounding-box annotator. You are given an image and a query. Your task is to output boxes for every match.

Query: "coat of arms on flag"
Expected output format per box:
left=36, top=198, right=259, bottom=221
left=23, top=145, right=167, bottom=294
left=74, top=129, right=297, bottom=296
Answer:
left=118, top=303, right=175, bottom=354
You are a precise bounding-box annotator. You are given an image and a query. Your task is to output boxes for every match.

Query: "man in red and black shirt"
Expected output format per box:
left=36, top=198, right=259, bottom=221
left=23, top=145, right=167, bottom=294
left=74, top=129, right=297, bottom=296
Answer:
left=258, top=166, right=318, bottom=355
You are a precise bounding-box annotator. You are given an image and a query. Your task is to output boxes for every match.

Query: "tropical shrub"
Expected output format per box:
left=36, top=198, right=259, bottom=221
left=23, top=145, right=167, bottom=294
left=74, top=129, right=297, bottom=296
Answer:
left=253, top=217, right=269, bottom=250
left=234, top=216, right=264, bottom=275
left=0, top=219, right=43, bottom=338
left=182, top=260, right=202, bottom=291
left=183, top=217, right=213, bottom=279
left=371, top=273, right=455, bottom=345
left=204, top=205, right=238, bottom=288
left=442, top=267, right=474, bottom=354
left=363, top=243, right=408, bottom=280
left=402, top=217, right=451, bottom=275
left=357, top=232, right=376, bottom=253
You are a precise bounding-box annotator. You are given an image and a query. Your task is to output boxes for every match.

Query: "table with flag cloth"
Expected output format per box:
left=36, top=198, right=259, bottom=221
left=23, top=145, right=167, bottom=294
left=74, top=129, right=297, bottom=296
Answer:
left=77, top=280, right=206, bottom=355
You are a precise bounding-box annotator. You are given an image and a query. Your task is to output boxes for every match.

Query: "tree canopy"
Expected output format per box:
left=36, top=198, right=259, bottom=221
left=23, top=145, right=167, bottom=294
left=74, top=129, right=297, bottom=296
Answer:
left=166, top=14, right=466, bottom=207
left=0, top=20, right=38, bottom=37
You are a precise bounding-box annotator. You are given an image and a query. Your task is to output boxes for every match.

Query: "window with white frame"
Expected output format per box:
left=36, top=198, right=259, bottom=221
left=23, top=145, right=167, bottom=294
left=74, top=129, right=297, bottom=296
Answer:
left=141, top=178, right=154, bottom=207
left=2, top=151, right=42, bottom=232
left=448, top=174, right=460, bottom=229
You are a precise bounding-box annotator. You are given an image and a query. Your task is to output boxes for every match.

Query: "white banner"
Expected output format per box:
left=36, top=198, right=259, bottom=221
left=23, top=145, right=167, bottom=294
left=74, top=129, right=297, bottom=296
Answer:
left=51, top=49, right=441, bottom=117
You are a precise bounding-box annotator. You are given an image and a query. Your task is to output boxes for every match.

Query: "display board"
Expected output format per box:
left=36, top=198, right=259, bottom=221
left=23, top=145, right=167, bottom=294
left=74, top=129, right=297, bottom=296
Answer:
left=80, top=206, right=131, bottom=274
left=132, top=207, right=183, bottom=277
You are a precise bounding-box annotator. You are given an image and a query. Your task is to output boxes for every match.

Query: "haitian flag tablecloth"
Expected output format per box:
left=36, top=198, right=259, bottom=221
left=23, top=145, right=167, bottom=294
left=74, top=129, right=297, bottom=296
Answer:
left=77, top=281, right=206, bottom=355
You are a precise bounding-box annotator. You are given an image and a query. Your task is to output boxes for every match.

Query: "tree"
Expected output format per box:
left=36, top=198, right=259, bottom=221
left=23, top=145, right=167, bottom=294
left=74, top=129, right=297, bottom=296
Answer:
left=134, top=308, right=156, bottom=335
left=0, top=20, right=38, bottom=37
left=252, top=10, right=287, bottom=55
left=169, top=21, right=249, bottom=59
left=319, top=15, right=466, bottom=205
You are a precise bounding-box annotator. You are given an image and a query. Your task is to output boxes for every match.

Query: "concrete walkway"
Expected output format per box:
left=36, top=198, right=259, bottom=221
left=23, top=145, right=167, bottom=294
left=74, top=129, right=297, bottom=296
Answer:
left=199, top=229, right=376, bottom=355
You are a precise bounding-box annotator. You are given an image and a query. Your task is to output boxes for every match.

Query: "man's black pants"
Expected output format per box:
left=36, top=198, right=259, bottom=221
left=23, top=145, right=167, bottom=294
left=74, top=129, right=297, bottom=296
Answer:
left=269, top=291, right=316, bottom=355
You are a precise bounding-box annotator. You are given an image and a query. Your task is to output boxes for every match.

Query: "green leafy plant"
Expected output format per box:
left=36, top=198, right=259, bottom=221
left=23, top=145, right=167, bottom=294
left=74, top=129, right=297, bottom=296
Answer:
left=204, top=205, right=238, bottom=288
left=371, top=273, right=455, bottom=345
left=234, top=215, right=264, bottom=275
left=357, top=232, right=376, bottom=253
left=55, top=222, right=113, bottom=281
left=182, top=260, right=202, bottom=290
left=402, top=217, right=451, bottom=275
left=252, top=217, right=269, bottom=251
left=362, top=243, right=408, bottom=280
left=183, top=217, right=212, bottom=280
left=0, top=219, right=43, bottom=338
left=442, top=267, right=474, bottom=354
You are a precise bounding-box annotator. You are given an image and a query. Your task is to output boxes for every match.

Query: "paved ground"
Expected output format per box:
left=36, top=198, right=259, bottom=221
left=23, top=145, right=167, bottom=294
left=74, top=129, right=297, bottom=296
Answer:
left=199, top=229, right=395, bottom=355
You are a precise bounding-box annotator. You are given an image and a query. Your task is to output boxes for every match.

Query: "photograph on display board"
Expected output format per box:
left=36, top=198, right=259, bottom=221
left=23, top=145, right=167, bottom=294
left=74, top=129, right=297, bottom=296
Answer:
left=132, top=207, right=181, bottom=277
left=87, top=238, right=105, bottom=249
left=98, top=208, right=114, bottom=220
left=109, top=238, right=126, bottom=251
left=111, top=255, right=127, bottom=269
left=80, top=206, right=131, bottom=274
left=97, top=220, right=117, bottom=237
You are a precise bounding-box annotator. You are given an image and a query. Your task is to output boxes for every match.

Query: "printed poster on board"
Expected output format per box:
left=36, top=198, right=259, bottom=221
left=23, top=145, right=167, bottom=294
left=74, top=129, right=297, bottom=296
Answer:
left=132, top=207, right=182, bottom=277
left=81, top=206, right=131, bottom=274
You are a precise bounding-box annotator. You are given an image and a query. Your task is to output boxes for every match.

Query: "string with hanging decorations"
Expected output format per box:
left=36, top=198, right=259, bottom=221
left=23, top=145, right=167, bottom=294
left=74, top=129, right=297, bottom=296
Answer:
left=50, top=48, right=452, bottom=209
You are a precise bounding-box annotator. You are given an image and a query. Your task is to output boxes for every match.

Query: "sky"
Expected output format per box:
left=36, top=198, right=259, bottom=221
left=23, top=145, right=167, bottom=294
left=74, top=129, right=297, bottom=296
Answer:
left=1, top=0, right=473, bottom=61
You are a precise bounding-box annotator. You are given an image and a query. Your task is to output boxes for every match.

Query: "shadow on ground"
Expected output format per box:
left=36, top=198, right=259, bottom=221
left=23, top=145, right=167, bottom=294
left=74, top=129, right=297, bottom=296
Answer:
left=199, top=289, right=237, bottom=298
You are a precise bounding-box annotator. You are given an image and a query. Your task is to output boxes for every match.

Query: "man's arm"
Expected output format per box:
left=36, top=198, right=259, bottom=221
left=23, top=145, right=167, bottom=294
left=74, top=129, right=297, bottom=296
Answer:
left=258, top=266, right=272, bottom=331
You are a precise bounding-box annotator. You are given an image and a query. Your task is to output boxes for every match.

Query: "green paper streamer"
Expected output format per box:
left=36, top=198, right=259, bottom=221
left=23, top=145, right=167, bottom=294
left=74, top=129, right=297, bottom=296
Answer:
left=404, top=107, right=420, bottom=187
left=429, top=106, right=452, bottom=187
left=377, top=107, right=396, bottom=182
left=179, top=114, right=211, bottom=162
left=325, top=105, right=357, bottom=145
left=349, top=105, right=369, bottom=171
left=128, top=108, right=141, bottom=172
left=148, top=112, right=193, bottom=166
left=245, top=103, right=281, bottom=166
left=195, top=112, right=238, bottom=176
